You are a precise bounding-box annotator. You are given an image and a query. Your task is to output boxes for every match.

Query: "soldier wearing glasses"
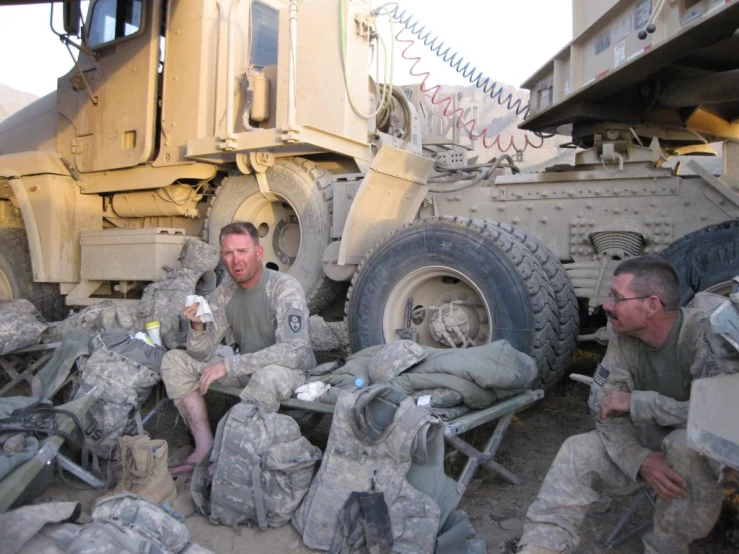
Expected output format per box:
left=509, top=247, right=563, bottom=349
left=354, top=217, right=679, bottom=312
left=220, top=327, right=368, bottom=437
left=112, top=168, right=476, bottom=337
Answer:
left=518, top=255, right=731, bottom=554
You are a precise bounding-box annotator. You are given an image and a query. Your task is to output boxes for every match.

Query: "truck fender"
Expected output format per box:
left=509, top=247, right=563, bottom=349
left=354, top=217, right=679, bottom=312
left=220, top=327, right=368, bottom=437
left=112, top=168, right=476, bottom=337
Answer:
left=0, top=172, right=45, bottom=281
left=0, top=151, right=97, bottom=283
left=337, top=145, right=434, bottom=266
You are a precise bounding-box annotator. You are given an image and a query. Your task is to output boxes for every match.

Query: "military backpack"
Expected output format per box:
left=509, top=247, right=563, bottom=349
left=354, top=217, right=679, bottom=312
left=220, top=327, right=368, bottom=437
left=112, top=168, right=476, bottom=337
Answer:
left=72, top=331, right=162, bottom=460
left=191, top=401, right=322, bottom=529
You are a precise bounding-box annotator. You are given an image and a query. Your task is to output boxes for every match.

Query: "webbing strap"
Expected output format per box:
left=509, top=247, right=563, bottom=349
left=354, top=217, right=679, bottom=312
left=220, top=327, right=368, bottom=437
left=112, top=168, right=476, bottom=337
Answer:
left=251, top=454, right=268, bottom=530
left=86, top=521, right=165, bottom=554
left=134, top=409, right=145, bottom=437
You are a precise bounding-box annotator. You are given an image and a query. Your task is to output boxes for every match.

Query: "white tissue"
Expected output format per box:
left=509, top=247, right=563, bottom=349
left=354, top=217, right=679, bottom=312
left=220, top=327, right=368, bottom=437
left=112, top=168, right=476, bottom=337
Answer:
left=417, top=395, right=431, bottom=407
left=295, top=381, right=331, bottom=402
left=134, top=332, right=155, bottom=347
left=185, top=295, right=215, bottom=324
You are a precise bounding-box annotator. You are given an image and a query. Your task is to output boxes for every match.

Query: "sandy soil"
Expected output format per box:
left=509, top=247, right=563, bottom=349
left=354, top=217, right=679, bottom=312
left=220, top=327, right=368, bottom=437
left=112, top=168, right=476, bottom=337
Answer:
left=22, top=347, right=739, bottom=553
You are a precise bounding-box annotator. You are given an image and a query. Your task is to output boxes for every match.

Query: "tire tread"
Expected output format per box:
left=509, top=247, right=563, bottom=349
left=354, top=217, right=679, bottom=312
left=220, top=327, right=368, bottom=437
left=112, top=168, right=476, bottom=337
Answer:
left=346, top=216, right=559, bottom=386
left=0, top=228, right=64, bottom=321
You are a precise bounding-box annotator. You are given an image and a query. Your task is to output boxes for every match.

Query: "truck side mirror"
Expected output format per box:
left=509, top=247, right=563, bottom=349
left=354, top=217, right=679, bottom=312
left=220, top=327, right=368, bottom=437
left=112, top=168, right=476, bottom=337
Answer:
left=63, top=1, right=82, bottom=37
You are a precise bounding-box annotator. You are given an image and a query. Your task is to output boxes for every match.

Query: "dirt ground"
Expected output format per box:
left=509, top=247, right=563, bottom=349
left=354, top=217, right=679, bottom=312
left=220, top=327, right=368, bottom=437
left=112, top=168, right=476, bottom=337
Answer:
left=25, top=346, right=739, bottom=553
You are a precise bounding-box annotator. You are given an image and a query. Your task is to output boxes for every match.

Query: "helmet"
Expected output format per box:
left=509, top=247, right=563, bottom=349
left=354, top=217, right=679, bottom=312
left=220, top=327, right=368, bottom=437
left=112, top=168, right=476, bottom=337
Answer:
left=368, top=340, right=427, bottom=384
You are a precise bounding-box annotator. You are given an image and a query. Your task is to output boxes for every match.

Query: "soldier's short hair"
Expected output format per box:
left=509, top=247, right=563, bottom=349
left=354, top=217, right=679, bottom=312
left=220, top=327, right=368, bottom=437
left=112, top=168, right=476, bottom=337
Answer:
left=219, top=221, right=260, bottom=247
left=614, top=255, right=681, bottom=310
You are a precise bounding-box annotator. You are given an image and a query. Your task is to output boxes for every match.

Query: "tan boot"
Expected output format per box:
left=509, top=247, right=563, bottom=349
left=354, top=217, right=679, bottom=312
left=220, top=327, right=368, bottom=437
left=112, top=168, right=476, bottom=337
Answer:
left=113, top=435, right=150, bottom=495
left=518, top=546, right=563, bottom=554
left=130, top=438, right=177, bottom=505
left=115, top=435, right=177, bottom=505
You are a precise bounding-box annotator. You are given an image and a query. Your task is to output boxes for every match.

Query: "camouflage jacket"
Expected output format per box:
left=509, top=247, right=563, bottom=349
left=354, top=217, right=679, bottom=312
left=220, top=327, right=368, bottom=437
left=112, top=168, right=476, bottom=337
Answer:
left=187, top=270, right=315, bottom=378
left=589, top=308, right=727, bottom=480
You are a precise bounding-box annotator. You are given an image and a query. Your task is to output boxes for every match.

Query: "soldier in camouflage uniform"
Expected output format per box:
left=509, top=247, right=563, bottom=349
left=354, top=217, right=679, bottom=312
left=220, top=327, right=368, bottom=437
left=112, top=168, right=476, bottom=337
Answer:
left=518, top=256, right=732, bottom=554
left=162, top=221, right=314, bottom=475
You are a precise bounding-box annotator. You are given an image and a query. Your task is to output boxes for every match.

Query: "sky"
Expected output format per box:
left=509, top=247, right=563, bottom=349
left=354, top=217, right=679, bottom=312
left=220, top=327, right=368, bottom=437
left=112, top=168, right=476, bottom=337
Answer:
left=0, top=0, right=572, bottom=98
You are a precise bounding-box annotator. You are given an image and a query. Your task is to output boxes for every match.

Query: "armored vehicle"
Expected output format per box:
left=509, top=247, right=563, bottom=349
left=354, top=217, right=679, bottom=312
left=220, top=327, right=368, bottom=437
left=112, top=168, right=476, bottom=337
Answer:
left=1, top=0, right=738, bottom=387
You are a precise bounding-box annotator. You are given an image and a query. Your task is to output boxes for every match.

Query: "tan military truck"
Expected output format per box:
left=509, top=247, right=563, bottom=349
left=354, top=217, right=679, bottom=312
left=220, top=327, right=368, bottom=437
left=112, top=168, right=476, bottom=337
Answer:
left=1, top=0, right=738, bottom=387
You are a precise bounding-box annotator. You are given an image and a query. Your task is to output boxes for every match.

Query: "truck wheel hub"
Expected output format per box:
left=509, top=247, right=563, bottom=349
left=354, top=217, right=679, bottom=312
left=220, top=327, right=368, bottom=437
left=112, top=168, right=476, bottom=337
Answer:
left=428, top=303, right=473, bottom=346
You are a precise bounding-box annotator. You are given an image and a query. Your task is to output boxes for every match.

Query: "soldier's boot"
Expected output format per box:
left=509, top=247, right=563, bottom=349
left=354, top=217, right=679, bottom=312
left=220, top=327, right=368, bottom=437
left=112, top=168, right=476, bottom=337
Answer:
left=518, top=546, right=563, bottom=554
left=127, top=437, right=177, bottom=505
left=113, top=435, right=150, bottom=494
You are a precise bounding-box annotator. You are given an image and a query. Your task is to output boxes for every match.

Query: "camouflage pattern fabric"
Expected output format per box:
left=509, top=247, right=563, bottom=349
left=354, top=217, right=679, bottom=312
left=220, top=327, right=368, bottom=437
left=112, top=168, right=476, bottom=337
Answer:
left=368, top=340, right=427, bottom=384
left=161, top=349, right=305, bottom=410
left=310, top=340, right=536, bottom=408
left=43, top=301, right=138, bottom=343
left=520, top=430, right=723, bottom=554
left=191, top=401, right=322, bottom=529
left=178, top=238, right=220, bottom=272
left=238, top=363, right=305, bottom=411
left=426, top=405, right=470, bottom=421
left=0, top=300, right=48, bottom=355
left=72, top=334, right=161, bottom=459
left=137, top=267, right=207, bottom=350
left=293, top=387, right=442, bottom=553
left=84, top=493, right=194, bottom=553
left=185, top=270, right=315, bottom=379
left=411, top=388, right=464, bottom=408
left=0, top=501, right=81, bottom=554
left=0, top=493, right=212, bottom=554
left=160, top=350, right=246, bottom=404
left=588, top=309, right=722, bottom=480
left=520, top=309, right=730, bottom=554
left=45, top=239, right=218, bottom=346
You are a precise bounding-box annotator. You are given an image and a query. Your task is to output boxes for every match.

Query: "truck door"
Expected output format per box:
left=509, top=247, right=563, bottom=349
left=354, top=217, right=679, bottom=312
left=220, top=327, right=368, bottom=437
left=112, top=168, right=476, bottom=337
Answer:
left=72, top=0, right=161, bottom=172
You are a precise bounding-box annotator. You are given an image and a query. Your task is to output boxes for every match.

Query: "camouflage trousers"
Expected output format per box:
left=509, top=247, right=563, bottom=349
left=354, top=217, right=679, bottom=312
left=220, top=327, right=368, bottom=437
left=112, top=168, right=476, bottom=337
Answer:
left=160, top=350, right=305, bottom=410
left=519, top=429, right=723, bottom=554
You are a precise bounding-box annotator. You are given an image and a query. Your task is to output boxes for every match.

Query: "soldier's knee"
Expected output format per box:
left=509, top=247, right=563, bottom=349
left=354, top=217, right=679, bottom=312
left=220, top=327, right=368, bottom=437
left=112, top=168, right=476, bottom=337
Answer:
left=662, top=429, right=689, bottom=454
left=662, top=429, right=715, bottom=477
left=560, top=431, right=602, bottom=457
left=160, top=350, right=197, bottom=386
left=243, top=365, right=305, bottom=408
left=557, top=431, right=606, bottom=471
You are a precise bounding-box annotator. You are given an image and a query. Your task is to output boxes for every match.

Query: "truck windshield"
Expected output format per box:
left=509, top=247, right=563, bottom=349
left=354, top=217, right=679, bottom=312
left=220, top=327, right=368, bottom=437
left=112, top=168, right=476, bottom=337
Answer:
left=87, top=0, right=142, bottom=48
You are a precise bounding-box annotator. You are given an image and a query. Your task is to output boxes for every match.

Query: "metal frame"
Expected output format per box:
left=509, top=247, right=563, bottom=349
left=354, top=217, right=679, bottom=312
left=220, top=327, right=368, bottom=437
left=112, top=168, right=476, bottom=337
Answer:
left=0, top=393, right=97, bottom=512
left=0, top=343, right=171, bottom=507
left=602, top=485, right=657, bottom=549
left=0, top=342, right=61, bottom=397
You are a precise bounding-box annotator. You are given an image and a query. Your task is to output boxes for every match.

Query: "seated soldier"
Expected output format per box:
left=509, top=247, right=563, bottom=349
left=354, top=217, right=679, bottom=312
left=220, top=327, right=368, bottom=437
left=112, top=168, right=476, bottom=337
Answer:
left=163, top=221, right=315, bottom=476
left=518, top=255, right=731, bottom=554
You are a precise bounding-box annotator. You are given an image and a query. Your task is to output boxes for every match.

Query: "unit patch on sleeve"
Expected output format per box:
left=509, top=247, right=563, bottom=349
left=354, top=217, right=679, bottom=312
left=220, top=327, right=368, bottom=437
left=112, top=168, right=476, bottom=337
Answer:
left=283, top=307, right=308, bottom=339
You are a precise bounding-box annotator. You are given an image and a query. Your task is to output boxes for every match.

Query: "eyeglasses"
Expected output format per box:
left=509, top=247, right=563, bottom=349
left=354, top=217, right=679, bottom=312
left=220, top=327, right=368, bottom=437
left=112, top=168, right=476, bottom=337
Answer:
left=607, top=292, right=665, bottom=306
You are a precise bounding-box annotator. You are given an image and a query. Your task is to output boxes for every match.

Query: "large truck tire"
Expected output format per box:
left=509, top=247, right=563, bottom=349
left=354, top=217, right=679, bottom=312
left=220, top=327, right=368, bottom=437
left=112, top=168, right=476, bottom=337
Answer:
left=0, top=228, right=64, bottom=321
left=487, top=221, right=579, bottom=385
left=345, top=217, right=559, bottom=387
left=204, top=158, right=342, bottom=313
left=659, top=220, right=739, bottom=305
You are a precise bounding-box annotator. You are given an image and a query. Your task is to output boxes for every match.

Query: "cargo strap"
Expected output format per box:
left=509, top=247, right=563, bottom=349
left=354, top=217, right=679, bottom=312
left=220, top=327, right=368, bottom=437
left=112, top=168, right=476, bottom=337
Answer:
left=251, top=453, right=268, bottom=530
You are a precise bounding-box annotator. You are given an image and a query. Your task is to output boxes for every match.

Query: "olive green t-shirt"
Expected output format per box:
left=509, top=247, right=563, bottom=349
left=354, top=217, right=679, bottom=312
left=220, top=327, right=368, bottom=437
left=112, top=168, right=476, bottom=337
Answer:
left=225, top=269, right=278, bottom=354
left=632, top=310, right=692, bottom=401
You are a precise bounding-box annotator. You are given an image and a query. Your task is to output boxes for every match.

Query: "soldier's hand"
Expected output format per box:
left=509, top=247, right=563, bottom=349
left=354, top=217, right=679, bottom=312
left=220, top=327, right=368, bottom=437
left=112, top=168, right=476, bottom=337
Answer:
left=599, top=390, right=631, bottom=419
left=639, top=451, right=688, bottom=500
left=183, top=302, right=205, bottom=331
left=200, top=361, right=227, bottom=395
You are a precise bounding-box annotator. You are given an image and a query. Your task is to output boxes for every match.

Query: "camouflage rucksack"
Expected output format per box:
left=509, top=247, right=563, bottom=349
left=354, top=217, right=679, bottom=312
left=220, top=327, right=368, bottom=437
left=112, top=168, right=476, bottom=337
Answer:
left=191, top=401, right=322, bottom=529
left=0, top=300, right=48, bottom=355
left=44, top=300, right=139, bottom=343
left=136, top=238, right=220, bottom=350
left=72, top=332, right=162, bottom=460
left=66, top=493, right=210, bottom=554
left=0, top=494, right=213, bottom=554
